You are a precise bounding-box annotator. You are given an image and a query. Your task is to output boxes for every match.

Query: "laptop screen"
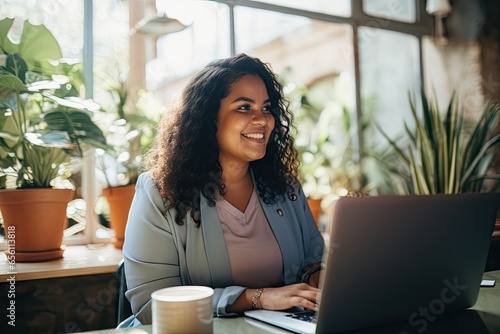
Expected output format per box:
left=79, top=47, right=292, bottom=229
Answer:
left=316, top=192, right=499, bottom=333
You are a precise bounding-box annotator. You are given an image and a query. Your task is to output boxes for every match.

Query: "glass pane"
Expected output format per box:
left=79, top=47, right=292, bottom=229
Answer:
left=360, top=27, right=420, bottom=137
left=234, top=6, right=362, bottom=209
left=359, top=27, right=421, bottom=193
left=94, top=1, right=129, bottom=89
left=150, top=1, right=231, bottom=90
left=234, top=7, right=311, bottom=54
left=362, top=0, right=416, bottom=23
left=248, top=0, right=351, bottom=17
left=92, top=1, right=134, bottom=242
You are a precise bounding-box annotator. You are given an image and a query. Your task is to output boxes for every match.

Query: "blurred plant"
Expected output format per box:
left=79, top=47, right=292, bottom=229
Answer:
left=377, top=90, right=500, bottom=194
left=95, top=75, right=158, bottom=188
left=282, top=69, right=373, bottom=199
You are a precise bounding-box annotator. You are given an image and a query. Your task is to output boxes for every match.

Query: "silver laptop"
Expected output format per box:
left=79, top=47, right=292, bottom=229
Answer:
left=245, top=193, right=499, bottom=333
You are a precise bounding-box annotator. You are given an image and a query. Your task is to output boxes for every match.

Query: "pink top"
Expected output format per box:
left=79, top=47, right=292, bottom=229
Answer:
left=216, top=189, right=283, bottom=288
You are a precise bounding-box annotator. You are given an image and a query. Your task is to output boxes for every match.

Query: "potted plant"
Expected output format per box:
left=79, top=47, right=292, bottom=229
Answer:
left=95, top=79, right=157, bottom=248
left=377, top=90, right=500, bottom=245
left=0, top=19, right=109, bottom=262
left=377, top=90, right=500, bottom=195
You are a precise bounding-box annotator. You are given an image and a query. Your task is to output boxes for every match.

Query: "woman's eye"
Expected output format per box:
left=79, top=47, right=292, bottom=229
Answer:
left=237, top=104, right=251, bottom=111
left=262, top=105, right=272, bottom=113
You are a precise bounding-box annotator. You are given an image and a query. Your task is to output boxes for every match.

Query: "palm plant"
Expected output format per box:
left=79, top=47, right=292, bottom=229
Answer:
left=378, top=90, right=500, bottom=194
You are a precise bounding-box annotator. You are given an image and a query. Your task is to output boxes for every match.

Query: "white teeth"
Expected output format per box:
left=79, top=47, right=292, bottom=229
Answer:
left=243, top=133, right=264, bottom=139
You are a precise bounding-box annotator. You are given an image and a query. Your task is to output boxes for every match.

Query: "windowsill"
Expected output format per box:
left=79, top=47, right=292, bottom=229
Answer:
left=0, top=229, right=496, bottom=283
left=0, top=244, right=123, bottom=282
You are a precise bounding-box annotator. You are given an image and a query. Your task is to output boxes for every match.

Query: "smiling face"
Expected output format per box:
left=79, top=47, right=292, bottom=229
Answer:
left=216, top=74, right=275, bottom=169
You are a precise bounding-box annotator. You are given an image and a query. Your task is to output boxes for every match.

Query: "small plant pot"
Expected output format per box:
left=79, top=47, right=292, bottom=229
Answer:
left=102, top=184, right=136, bottom=249
left=307, top=197, right=323, bottom=230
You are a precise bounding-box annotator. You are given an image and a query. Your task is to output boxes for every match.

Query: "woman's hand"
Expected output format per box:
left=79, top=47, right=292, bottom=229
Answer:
left=226, top=283, right=320, bottom=314
left=260, top=283, right=320, bottom=312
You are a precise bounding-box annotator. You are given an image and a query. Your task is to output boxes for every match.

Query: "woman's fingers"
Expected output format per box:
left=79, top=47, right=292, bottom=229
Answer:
left=294, top=295, right=319, bottom=311
left=260, top=283, right=320, bottom=311
left=294, top=288, right=320, bottom=311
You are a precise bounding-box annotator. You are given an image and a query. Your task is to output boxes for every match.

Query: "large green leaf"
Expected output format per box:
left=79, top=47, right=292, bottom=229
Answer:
left=18, top=21, right=62, bottom=69
left=0, top=137, right=15, bottom=169
left=0, top=130, right=19, bottom=146
left=23, top=131, right=76, bottom=150
left=0, top=18, right=15, bottom=54
left=0, top=19, right=62, bottom=69
left=0, top=70, right=28, bottom=93
left=5, top=52, right=28, bottom=83
left=20, top=143, right=69, bottom=188
left=44, top=109, right=109, bottom=153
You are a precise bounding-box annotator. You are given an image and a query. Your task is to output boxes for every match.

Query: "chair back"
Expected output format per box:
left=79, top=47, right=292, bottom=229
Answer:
left=116, top=259, right=132, bottom=326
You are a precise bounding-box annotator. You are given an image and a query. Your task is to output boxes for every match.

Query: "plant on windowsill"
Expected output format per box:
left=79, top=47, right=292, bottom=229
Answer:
left=0, top=19, right=109, bottom=262
left=377, top=90, right=500, bottom=195
left=95, top=78, right=157, bottom=248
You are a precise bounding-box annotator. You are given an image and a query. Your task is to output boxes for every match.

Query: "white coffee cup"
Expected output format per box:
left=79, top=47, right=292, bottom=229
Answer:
left=152, top=286, right=214, bottom=334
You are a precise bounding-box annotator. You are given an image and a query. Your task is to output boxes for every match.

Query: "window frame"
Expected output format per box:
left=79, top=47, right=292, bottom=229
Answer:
left=77, top=0, right=434, bottom=245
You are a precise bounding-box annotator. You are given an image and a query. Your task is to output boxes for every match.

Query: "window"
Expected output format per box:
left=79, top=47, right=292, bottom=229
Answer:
left=362, top=0, right=417, bottom=23
left=359, top=28, right=421, bottom=139
left=248, top=0, right=351, bottom=17
left=0, top=0, right=433, bottom=246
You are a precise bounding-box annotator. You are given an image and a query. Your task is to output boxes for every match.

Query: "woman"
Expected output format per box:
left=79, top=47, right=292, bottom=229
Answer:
left=123, top=53, right=325, bottom=325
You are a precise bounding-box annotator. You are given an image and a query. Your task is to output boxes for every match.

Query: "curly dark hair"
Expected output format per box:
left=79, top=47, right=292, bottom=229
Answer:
left=144, top=53, right=299, bottom=224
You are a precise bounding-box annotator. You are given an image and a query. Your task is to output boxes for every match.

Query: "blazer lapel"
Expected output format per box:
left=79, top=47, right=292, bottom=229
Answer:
left=200, top=194, right=233, bottom=288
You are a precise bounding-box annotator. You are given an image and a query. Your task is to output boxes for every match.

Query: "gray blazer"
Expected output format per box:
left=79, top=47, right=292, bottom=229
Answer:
left=123, top=171, right=325, bottom=325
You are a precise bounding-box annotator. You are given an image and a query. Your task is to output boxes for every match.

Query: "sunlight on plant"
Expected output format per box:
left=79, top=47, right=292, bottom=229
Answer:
left=94, top=74, right=159, bottom=189
left=377, top=90, right=500, bottom=194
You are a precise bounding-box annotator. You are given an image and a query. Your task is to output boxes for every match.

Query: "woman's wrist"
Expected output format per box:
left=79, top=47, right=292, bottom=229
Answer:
left=251, top=288, right=265, bottom=309
left=226, top=288, right=264, bottom=313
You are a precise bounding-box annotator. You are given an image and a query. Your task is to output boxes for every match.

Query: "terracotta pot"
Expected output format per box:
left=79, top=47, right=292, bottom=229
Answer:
left=307, top=197, right=322, bottom=230
left=0, top=188, right=74, bottom=262
left=102, top=184, right=136, bottom=249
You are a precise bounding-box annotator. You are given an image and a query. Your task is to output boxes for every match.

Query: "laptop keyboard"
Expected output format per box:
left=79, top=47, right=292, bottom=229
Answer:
left=285, top=310, right=317, bottom=324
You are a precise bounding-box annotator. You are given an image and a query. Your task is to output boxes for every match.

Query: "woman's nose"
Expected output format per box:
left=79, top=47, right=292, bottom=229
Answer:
left=251, top=110, right=268, bottom=125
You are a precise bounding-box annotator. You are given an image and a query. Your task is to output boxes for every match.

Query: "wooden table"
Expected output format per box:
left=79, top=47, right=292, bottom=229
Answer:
left=79, top=270, right=500, bottom=333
